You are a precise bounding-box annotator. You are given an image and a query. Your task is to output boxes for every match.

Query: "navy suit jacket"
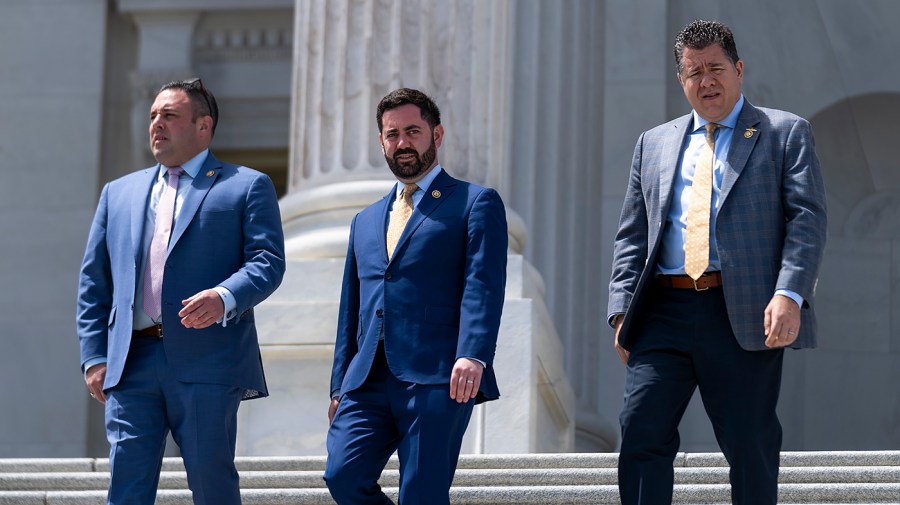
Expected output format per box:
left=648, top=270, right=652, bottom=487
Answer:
left=609, top=101, right=827, bottom=351
left=330, top=169, right=507, bottom=404
left=77, top=153, right=285, bottom=398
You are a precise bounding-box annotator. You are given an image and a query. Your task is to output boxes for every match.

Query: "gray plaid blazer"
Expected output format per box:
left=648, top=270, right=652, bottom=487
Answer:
left=608, top=100, right=827, bottom=351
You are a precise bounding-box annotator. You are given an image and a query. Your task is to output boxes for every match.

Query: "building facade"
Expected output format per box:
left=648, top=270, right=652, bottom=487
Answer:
left=1, top=0, right=898, bottom=457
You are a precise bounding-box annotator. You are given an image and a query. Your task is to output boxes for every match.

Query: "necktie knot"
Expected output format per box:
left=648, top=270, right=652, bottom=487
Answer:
left=704, top=123, right=720, bottom=145
left=167, top=166, right=184, bottom=180
left=401, top=183, right=419, bottom=200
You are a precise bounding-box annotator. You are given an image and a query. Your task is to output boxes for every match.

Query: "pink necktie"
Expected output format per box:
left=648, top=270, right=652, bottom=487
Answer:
left=143, top=167, right=183, bottom=320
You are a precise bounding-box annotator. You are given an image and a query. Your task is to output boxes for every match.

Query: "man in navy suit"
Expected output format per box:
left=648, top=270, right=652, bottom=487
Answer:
left=77, top=79, right=285, bottom=505
left=324, top=88, right=508, bottom=504
left=608, top=20, right=827, bottom=504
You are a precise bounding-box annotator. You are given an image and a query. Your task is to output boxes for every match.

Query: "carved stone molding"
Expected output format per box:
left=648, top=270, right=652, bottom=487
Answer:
left=193, top=23, right=294, bottom=62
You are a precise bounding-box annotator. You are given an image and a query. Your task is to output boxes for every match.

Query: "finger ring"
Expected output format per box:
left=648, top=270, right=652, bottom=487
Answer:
left=466, top=379, right=474, bottom=384
left=787, top=330, right=795, bottom=335
left=89, top=393, right=95, bottom=398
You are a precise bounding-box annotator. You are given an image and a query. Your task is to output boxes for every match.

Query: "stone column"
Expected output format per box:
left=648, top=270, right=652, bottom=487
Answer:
left=242, top=0, right=574, bottom=455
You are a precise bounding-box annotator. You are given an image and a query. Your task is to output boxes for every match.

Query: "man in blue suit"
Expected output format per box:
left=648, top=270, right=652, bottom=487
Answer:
left=608, top=20, right=827, bottom=505
left=324, top=88, right=507, bottom=504
left=77, top=79, right=285, bottom=505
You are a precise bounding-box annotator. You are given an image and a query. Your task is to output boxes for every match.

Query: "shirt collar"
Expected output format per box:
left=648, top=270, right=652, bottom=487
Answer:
left=395, top=164, right=443, bottom=198
left=158, top=149, right=209, bottom=179
left=692, top=95, right=744, bottom=133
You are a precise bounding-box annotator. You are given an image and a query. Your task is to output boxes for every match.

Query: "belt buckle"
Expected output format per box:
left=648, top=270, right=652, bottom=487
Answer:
left=692, top=277, right=709, bottom=292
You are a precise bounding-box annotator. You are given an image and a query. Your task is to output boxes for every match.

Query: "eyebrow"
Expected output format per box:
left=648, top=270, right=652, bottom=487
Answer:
left=384, top=124, right=422, bottom=134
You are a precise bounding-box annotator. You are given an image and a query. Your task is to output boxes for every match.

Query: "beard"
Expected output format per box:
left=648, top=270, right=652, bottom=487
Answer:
left=385, top=138, right=437, bottom=181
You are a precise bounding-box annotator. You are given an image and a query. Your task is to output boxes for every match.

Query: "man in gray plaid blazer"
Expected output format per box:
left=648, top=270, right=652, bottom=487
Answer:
left=608, top=20, right=827, bottom=505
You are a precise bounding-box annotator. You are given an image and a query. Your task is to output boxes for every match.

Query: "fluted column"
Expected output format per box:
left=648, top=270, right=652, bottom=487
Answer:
left=282, top=0, right=520, bottom=257
left=243, top=0, right=573, bottom=456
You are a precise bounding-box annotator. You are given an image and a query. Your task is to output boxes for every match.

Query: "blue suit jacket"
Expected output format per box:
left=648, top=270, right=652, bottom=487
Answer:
left=330, top=169, right=507, bottom=404
left=77, top=153, right=285, bottom=398
left=609, top=101, right=827, bottom=351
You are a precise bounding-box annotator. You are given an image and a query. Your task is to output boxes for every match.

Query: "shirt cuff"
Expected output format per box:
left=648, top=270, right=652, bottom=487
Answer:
left=83, top=357, right=107, bottom=379
left=213, top=286, right=238, bottom=327
left=775, top=289, right=804, bottom=309
left=461, top=356, right=486, bottom=368
left=608, top=313, right=624, bottom=328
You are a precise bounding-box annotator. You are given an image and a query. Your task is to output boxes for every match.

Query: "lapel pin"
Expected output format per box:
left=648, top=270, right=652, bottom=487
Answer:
left=206, top=170, right=215, bottom=177
left=744, top=128, right=757, bottom=139
left=431, top=190, right=441, bottom=198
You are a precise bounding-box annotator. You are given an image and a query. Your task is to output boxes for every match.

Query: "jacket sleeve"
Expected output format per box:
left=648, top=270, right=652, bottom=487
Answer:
left=456, top=188, right=507, bottom=365
left=608, top=132, right=650, bottom=325
left=76, top=183, right=113, bottom=370
left=218, top=173, right=286, bottom=314
left=776, top=118, right=827, bottom=304
left=330, top=215, right=360, bottom=397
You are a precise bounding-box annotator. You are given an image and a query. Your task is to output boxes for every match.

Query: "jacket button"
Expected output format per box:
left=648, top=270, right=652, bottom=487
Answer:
left=385, top=272, right=392, bottom=280
left=376, top=309, right=383, bottom=317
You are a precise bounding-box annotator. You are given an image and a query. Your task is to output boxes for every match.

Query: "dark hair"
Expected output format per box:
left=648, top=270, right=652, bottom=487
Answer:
left=673, top=20, right=740, bottom=74
left=376, top=88, right=441, bottom=133
left=158, top=78, right=219, bottom=136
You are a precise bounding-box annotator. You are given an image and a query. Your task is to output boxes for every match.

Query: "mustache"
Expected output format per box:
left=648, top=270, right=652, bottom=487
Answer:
left=393, top=148, right=419, bottom=159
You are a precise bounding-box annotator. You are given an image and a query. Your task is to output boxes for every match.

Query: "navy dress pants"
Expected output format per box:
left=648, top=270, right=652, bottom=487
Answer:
left=618, top=285, right=784, bottom=505
left=324, top=343, right=475, bottom=505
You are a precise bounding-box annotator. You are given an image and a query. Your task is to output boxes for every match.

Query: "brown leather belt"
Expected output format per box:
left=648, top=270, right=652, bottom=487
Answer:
left=657, top=272, right=722, bottom=291
left=132, top=323, right=163, bottom=339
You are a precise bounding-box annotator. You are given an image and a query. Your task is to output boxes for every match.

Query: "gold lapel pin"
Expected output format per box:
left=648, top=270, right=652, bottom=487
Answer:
left=431, top=190, right=441, bottom=198
left=206, top=170, right=215, bottom=177
left=744, top=127, right=757, bottom=139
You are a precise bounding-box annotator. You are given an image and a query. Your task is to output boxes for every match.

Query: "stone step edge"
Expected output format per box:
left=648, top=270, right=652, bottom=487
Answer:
left=2, top=451, right=898, bottom=473
left=1, top=484, right=899, bottom=505
left=1, top=465, right=899, bottom=491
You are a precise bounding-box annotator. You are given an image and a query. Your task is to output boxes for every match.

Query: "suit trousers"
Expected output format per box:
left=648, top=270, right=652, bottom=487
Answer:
left=324, top=342, right=475, bottom=505
left=618, top=285, right=784, bottom=505
left=105, top=338, right=244, bottom=505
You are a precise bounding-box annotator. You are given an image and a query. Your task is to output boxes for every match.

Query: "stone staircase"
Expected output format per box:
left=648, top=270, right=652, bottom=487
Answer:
left=1, top=451, right=898, bottom=504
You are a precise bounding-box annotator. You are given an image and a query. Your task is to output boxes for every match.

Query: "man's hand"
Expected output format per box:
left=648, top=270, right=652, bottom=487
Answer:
left=764, top=294, right=801, bottom=348
left=328, top=397, right=340, bottom=424
left=450, top=358, right=483, bottom=403
left=85, top=363, right=107, bottom=404
left=614, top=315, right=629, bottom=365
left=179, top=289, right=226, bottom=329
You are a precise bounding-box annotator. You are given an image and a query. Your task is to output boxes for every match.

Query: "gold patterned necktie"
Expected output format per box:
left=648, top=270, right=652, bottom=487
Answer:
left=684, top=123, right=720, bottom=280
left=386, top=183, right=419, bottom=259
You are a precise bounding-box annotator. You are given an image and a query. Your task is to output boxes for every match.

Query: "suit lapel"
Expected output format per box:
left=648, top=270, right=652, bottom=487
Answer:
left=131, top=167, right=158, bottom=264
left=720, top=101, right=761, bottom=205
left=657, top=115, right=692, bottom=223
left=167, top=154, right=222, bottom=255
left=378, top=185, right=395, bottom=262
left=388, top=169, right=457, bottom=265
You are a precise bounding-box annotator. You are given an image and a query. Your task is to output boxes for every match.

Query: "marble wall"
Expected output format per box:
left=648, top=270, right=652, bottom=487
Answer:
left=0, top=0, right=898, bottom=457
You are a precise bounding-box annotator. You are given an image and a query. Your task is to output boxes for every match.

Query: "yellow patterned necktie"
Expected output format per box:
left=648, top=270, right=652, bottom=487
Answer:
left=684, top=123, right=720, bottom=280
left=386, top=183, right=419, bottom=259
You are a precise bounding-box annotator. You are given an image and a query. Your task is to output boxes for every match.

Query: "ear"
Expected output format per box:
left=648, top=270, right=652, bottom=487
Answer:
left=676, top=71, right=684, bottom=86
left=378, top=133, right=386, bottom=155
left=197, top=115, right=213, bottom=135
left=735, top=59, right=744, bottom=79
left=432, top=124, right=444, bottom=149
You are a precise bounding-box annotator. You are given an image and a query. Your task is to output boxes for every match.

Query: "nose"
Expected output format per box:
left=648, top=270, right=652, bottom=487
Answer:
left=700, top=71, right=717, bottom=87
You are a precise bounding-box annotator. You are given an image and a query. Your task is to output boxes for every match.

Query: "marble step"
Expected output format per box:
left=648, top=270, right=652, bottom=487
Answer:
left=2, top=484, right=900, bottom=505
left=1, top=452, right=897, bottom=504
